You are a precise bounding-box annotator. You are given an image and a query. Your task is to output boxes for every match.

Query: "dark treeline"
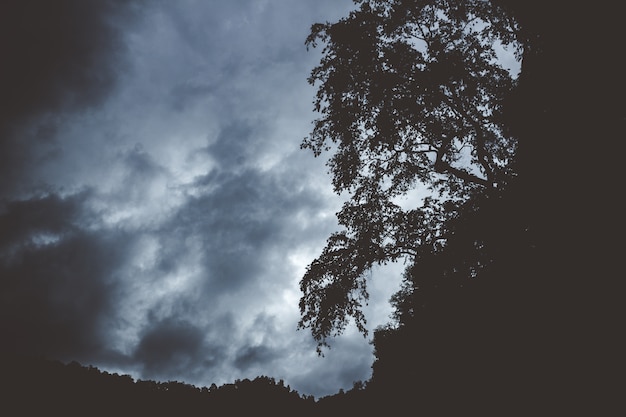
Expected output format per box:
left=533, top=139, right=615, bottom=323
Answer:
left=1, top=355, right=316, bottom=417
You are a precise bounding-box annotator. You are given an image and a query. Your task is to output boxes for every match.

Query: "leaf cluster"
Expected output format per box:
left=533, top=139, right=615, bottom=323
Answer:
left=298, top=0, right=522, bottom=351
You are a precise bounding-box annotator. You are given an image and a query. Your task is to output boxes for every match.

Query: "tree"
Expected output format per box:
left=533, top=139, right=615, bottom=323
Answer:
left=298, top=0, right=522, bottom=352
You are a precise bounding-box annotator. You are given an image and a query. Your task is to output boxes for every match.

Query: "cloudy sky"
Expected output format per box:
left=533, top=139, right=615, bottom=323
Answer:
left=0, top=0, right=409, bottom=398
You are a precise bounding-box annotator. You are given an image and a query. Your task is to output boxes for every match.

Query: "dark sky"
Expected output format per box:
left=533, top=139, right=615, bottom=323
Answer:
left=0, top=0, right=409, bottom=397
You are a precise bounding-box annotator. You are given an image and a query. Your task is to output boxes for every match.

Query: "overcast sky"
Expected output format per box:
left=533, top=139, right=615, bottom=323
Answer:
left=0, top=0, right=410, bottom=398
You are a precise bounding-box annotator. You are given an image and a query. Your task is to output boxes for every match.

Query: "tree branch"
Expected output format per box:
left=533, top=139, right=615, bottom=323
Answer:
left=439, top=91, right=494, bottom=183
left=433, top=147, right=490, bottom=187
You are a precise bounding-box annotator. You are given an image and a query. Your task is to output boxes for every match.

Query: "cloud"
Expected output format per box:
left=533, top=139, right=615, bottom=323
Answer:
left=0, top=0, right=136, bottom=128
left=234, top=344, right=279, bottom=371
left=0, top=191, right=135, bottom=361
left=169, top=82, right=216, bottom=113
left=0, top=0, right=402, bottom=399
left=133, top=317, right=207, bottom=378
left=0, top=0, right=144, bottom=196
left=286, top=333, right=374, bottom=397
left=0, top=191, right=88, bottom=250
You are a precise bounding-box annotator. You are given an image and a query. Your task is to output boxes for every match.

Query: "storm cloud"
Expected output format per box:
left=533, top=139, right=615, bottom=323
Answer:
left=0, top=0, right=402, bottom=398
left=0, top=0, right=143, bottom=196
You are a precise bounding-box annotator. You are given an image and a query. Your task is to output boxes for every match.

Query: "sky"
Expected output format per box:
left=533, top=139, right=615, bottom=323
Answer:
left=0, top=0, right=410, bottom=398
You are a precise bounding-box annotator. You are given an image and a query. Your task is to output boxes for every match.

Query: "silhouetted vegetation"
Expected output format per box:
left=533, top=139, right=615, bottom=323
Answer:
left=0, top=354, right=316, bottom=417
left=298, top=0, right=522, bottom=353
left=298, top=0, right=622, bottom=414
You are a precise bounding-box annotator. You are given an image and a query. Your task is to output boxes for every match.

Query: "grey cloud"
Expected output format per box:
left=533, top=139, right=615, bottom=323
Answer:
left=123, top=144, right=165, bottom=177
left=0, top=0, right=138, bottom=130
left=0, top=0, right=383, bottom=399
left=234, top=314, right=283, bottom=371
left=128, top=312, right=245, bottom=385
left=0, top=191, right=90, bottom=251
left=134, top=317, right=206, bottom=377
left=118, top=145, right=171, bottom=198
left=169, top=82, right=216, bottom=112
left=289, top=337, right=374, bottom=398
left=205, top=122, right=257, bottom=169
left=168, top=166, right=329, bottom=294
left=154, top=0, right=352, bottom=129
left=0, top=0, right=145, bottom=195
left=0, top=192, right=136, bottom=362
left=234, top=344, right=279, bottom=371
left=111, top=164, right=339, bottom=385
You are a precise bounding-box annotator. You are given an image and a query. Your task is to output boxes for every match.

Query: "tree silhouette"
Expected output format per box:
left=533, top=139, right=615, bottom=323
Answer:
left=300, top=0, right=624, bottom=413
left=0, top=355, right=321, bottom=416
left=298, top=0, right=522, bottom=352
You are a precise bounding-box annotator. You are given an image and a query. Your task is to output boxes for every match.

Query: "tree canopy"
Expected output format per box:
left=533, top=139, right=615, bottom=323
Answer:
left=298, top=0, right=523, bottom=351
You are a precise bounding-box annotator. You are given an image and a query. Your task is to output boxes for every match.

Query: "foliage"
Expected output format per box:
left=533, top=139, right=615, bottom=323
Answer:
left=0, top=355, right=317, bottom=417
left=298, top=0, right=521, bottom=351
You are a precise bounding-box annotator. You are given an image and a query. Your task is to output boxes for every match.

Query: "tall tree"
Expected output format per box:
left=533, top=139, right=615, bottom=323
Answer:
left=298, top=0, right=522, bottom=352
left=299, top=0, right=624, bottom=412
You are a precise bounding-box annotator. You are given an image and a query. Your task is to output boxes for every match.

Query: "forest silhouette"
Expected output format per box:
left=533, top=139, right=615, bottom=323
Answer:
left=1, top=1, right=621, bottom=415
